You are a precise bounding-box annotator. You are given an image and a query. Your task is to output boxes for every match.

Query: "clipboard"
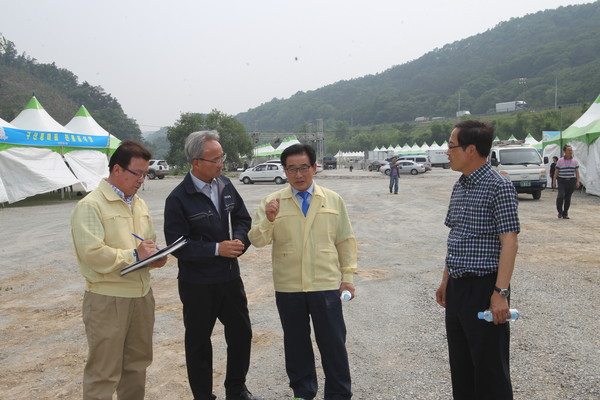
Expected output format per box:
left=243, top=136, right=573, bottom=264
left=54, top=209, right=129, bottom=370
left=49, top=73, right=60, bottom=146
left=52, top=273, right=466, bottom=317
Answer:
left=120, top=236, right=189, bottom=276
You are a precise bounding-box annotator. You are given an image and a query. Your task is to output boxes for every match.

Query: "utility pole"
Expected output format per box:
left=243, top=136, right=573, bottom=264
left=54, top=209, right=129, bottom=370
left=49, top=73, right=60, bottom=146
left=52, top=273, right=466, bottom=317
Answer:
left=559, top=105, right=563, bottom=157
left=554, top=77, right=558, bottom=109
left=519, top=77, right=527, bottom=103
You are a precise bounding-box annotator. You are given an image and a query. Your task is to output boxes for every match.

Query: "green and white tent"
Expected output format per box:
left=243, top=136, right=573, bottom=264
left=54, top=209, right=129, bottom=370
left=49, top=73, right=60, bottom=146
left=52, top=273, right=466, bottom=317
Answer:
left=543, top=93, right=600, bottom=196
left=273, top=136, right=301, bottom=157
left=0, top=96, right=118, bottom=203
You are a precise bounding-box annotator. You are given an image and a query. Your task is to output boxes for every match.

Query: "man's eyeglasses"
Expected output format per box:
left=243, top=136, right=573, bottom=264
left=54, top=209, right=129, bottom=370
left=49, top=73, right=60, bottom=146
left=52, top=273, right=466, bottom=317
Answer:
left=197, top=154, right=227, bottom=164
left=285, top=165, right=312, bottom=174
left=447, top=144, right=463, bottom=150
left=124, top=167, right=148, bottom=180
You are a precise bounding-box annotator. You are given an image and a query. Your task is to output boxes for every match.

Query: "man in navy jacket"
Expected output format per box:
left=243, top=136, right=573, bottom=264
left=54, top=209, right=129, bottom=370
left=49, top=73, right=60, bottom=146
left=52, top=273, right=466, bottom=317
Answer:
left=164, top=130, right=259, bottom=400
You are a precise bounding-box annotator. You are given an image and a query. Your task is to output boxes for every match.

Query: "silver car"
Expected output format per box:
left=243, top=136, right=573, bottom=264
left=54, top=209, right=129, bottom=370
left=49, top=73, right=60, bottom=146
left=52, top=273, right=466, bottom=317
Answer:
left=148, top=159, right=170, bottom=179
left=380, top=160, right=426, bottom=176
left=239, top=162, right=287, bottom=184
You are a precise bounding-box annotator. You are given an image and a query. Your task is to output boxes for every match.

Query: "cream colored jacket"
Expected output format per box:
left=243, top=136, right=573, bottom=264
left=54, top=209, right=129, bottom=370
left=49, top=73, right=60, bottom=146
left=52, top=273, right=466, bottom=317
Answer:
left=71, top=179, right=156, bottom=298
left=249, top=184, right=357, bottom=292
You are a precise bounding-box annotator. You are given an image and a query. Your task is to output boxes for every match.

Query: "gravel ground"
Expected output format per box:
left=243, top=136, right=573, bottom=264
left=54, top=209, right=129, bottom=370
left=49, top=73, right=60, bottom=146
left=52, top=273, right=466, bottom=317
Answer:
left=0, top=167, right=598, bottom=399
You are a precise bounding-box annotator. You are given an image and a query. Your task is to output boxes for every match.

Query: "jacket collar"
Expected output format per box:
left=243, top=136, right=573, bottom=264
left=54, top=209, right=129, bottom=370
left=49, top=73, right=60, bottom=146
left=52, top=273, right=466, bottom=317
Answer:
left=99, top=179, right=138, bottom=205
left=183, top=171, right=228, bottom=194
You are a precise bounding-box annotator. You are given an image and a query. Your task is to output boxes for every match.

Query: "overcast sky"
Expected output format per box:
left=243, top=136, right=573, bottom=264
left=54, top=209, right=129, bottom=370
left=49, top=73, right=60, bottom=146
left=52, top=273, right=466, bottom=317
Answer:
left=1, top=0, right=592, bottom=130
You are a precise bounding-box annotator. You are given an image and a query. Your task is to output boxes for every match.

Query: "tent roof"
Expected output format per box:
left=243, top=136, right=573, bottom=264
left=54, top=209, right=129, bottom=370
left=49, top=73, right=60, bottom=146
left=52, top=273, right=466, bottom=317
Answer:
left=546, top=93, right=600, bottom=145
left=10, top=96, right=73, bottom=133
left=64, top=105, right=110, bottom=136
left=524, top=133, right=540, bottom=145
left=0, top=117, right=16, bottom=128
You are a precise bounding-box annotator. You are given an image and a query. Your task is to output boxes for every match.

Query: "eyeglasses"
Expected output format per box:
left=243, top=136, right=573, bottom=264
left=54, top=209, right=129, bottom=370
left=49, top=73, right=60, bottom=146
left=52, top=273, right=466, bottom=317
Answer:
left=123, top=167, right=148, bottom=180
left=447, top=144, right=463, bottom=150
left=285, top=165, right=312, bottom=174
left=197, top=154, right=227, bottom=164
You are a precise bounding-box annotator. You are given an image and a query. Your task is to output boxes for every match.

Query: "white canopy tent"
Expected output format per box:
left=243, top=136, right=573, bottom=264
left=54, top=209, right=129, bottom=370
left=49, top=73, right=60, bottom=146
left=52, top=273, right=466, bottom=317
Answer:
left=64, top=105, right=113, bottom=191
left=543, top=94, right=600, bottom=196
left=273, top=136, right=301, bottom=156
left=0, top=97, right=115, bottom=203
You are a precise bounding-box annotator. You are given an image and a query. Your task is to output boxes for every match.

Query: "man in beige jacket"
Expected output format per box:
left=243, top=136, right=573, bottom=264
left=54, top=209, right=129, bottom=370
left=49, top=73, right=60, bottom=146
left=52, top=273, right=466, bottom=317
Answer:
left=249, top=144, right=357, bottom=400
left=71, top=140, right=166, bottom=400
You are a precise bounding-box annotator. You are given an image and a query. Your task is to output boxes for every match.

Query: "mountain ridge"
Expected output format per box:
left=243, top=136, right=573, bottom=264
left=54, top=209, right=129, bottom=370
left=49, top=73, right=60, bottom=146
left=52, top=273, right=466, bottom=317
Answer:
left=236, top=2, right=600, bottom=131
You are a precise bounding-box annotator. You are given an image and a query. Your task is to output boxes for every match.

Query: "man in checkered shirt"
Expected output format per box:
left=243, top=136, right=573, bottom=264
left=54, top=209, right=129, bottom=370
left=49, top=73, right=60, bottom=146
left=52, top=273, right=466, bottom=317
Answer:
left=436, top=120, right=520, bottom=400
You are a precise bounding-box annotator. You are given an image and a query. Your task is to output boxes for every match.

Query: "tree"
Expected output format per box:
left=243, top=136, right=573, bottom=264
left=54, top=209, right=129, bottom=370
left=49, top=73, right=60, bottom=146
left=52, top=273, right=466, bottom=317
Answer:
left=166, top=110, right=253, bottom=170
left=333, top=120, right=350, bottom=140
left=166, top=113, right=205, bottom=168
left=204, top=110, right=253, bottom=167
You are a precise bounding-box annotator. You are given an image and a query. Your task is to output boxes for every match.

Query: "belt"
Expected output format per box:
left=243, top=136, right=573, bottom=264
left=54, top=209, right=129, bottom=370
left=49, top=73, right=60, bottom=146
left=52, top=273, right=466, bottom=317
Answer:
left=449, top=272, right=480, bottom=279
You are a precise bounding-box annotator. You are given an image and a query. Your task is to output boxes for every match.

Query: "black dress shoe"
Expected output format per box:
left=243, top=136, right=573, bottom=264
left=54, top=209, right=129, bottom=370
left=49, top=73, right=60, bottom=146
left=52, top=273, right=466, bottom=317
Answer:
left=558, top=212, right=563, bottom=218
left=563, top=214, right=570, bottom=219
left=225, top=389, right=261, bottom=400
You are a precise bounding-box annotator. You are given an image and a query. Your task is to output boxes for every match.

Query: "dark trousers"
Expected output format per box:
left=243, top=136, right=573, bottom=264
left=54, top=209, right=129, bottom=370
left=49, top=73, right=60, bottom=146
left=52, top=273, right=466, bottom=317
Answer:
left=556, top=177, right=577, bottom=216
left=275, top=290, right=352, bottom=400
left=178, top=277, right=252, bottom=400
left=445, top=273, right=513, bottom=400
left=389, top=175, right=399, bottom=193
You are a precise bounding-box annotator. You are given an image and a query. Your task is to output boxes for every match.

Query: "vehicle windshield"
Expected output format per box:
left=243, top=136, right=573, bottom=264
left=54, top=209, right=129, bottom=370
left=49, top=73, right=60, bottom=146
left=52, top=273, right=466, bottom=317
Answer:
left=499, top=148, right=542, bottom=165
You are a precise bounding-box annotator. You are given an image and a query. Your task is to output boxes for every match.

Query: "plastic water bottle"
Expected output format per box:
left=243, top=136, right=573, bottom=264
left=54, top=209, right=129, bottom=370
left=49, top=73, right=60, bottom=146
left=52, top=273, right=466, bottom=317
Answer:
left=340, top=290, right=352, bottom=301
left=478, top=309, right=519, bottom=322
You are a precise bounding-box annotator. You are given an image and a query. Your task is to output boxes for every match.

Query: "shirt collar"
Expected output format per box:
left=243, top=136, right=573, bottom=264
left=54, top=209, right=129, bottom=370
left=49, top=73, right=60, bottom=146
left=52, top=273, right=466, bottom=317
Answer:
left=106, top=179, right=134, bottom=206
left=292, top=183, right=314, bottom=197
left=459, top=162, right=491, bottom=188
left=190, top=170, right=216, bottom=193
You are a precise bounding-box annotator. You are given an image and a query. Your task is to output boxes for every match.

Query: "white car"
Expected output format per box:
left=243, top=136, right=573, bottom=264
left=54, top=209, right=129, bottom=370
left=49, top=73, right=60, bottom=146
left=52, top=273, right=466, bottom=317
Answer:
left=380, top=160, right=426, bottom=176
left=148, top=159, right=170, bottom=179
left=239, top=162, right=287, bottom=184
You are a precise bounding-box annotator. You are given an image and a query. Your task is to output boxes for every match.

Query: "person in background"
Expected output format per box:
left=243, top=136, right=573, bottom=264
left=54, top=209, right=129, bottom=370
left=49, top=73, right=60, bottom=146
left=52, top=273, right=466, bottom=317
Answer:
left=549, top=156, right=558, bottom=189
left=163, top=130, right=260, bottom=400
left=249, top=143, right=357, bottom=400
left=436, top=120, right=520, bottom=400
left=553, top=145, right=580, bottom=219
left=71, top=140, right=167, bottom=400
left=388, top=156, right=399, bottom=194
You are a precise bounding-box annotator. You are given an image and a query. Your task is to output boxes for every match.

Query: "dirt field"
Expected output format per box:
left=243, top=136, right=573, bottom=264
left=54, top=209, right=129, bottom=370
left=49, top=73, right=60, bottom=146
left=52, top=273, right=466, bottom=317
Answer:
left=0, top=168, right=598, bottom=399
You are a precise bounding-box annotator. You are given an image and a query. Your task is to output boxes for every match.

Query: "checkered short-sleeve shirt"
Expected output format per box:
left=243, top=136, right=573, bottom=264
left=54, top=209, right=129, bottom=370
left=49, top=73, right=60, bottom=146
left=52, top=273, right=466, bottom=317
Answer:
left=444, top=163, right=520, bottom=277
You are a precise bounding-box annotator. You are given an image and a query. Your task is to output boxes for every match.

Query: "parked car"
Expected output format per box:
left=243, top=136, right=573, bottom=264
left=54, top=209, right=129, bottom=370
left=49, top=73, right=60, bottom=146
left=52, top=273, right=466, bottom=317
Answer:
left=147, top=159, right=170, bottom=179
left=397, top=155, right=432, bottom=171
left=380, top=160, right=426, bottom=175
left=322, top=156, right=337, bottom=169
left=239, top=162, right=287, bottom=184
left=316, top=163, right=323, bottom=173
left=368, top=160, right=387, bottom=171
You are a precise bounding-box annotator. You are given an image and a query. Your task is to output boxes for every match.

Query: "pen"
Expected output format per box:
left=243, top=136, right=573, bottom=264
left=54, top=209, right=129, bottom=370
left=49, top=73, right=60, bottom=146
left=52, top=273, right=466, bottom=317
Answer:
left=132, top=233, right=160, bottom=250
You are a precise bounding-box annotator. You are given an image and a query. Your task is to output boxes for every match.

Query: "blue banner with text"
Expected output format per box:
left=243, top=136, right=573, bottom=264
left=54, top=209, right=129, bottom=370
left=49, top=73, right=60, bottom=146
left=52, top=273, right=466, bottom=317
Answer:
left=0, top=126, right=109, bottom=148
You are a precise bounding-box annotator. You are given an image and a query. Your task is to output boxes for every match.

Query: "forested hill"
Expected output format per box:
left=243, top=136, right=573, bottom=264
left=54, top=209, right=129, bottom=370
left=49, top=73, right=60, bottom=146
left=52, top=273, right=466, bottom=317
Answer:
left=0, top=36, right=141, bottom=141
left=236, top=1, right=600, bottom=132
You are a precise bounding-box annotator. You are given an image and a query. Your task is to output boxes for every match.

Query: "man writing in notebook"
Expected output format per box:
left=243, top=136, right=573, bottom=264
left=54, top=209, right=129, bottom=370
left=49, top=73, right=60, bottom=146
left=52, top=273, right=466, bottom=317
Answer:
left=71, top=140, right=167, bottom=400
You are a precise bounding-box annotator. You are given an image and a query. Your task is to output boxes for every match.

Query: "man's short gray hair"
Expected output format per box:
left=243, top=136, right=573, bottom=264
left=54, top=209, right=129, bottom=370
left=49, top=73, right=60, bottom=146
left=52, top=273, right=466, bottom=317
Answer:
left=184, top=130, right=220, bottom=162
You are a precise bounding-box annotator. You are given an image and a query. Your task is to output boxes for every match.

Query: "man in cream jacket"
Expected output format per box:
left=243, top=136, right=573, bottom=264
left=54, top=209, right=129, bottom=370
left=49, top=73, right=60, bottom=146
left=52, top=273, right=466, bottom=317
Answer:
left=71, top=140, right=166, bottom=399
left=249, top=144, right=357, bottom=400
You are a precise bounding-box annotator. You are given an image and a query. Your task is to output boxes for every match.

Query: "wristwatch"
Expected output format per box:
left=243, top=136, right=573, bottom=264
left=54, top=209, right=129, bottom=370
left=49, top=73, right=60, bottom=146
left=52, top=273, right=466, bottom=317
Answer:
left=494, top=286, right=510, bottom=298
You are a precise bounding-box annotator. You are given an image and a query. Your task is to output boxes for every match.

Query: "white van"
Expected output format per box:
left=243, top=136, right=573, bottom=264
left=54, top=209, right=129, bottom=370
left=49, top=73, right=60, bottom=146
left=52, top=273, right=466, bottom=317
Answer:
left=489, top=140, right=546, bottom=200
left=397, top=155, right=432, bottom=171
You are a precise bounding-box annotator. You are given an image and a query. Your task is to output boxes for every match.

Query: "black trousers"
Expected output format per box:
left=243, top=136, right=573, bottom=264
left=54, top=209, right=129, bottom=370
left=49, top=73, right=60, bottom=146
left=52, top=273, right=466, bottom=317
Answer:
left=178, top=277, right=252, bottom=400
left=275, top=290, right=352, bottom=400
left=445, top=273, right=513, bottom=400
left=556, top=177, right=577, bottom=216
